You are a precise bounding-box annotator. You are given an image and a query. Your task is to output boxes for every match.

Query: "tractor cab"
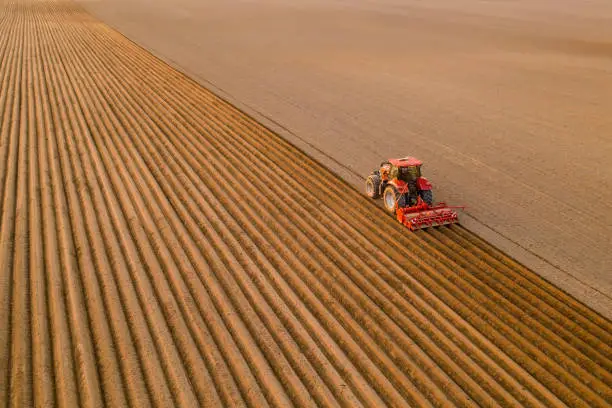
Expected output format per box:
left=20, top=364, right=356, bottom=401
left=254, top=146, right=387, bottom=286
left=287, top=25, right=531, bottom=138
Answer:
left=386, top=157, right=423, bottom=183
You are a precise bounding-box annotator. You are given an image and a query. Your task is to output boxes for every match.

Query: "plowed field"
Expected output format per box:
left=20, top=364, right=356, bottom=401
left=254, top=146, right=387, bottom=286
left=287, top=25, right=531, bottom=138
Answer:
left=1, top=1, right=611, bottom=407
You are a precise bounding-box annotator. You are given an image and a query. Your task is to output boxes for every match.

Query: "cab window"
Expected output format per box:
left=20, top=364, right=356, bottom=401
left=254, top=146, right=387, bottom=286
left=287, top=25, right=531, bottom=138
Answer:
left=398, top=165, right=421, bottom=181
left=389, top=165, right=399, bottom=180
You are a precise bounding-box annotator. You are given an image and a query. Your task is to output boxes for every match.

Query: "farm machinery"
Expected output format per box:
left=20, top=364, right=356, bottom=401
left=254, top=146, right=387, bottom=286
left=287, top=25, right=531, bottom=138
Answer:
left=365, top=157, right=460, bottom=231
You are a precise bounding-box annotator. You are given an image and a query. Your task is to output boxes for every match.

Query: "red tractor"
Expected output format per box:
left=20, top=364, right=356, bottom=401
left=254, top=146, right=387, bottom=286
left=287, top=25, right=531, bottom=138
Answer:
left=366, top=157, right=460, bottom=230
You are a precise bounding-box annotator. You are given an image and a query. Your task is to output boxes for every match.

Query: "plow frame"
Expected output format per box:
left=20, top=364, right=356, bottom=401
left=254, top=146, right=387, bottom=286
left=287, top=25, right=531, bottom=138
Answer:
left=395, top=198, right=463, bottom=231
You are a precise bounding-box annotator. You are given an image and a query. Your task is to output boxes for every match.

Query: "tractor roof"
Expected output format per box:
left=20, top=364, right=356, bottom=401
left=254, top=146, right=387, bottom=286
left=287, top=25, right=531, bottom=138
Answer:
left=389, top=157, right=423, bottom=167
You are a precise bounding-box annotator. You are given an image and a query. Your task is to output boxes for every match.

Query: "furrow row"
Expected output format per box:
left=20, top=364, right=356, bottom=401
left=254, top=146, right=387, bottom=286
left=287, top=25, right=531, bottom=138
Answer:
left=0, top=3, right=25, bottom=405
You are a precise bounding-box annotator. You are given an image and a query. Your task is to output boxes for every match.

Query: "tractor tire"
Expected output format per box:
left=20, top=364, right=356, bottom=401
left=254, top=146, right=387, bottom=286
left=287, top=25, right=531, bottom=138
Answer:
left=366, top=174, right=381, bottom=199
left=383, top=185, right=406, bottom=213
left=420, top=190, right=434, bottom=206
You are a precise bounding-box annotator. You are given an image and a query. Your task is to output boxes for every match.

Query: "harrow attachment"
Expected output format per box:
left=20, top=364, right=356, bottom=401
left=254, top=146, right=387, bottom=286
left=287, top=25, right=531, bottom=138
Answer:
left=395, top=198, right=460, bottom=231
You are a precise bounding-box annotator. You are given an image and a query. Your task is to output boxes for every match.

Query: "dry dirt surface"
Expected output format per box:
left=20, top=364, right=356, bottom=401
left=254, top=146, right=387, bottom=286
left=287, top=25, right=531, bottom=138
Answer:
left=1, top=0, right=612, bottom=407
left=77, top=0, right=612, bottom=315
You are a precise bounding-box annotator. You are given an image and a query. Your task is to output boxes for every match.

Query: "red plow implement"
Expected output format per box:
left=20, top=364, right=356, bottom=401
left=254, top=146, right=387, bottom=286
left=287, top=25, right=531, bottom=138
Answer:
left=395, top=198, right=461, bottom=231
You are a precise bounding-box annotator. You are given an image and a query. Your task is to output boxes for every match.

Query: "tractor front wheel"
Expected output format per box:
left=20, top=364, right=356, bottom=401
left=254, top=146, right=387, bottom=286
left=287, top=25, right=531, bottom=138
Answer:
left=366, top=174, right=381, bottom=198
left=383, top=185, right=406, bottom=213
left=419, top=190, right=433, bottom=206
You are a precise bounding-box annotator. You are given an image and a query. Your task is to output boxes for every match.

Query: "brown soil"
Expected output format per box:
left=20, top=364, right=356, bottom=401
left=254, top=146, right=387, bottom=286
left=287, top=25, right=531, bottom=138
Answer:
left=77, top=0, right=612, bottom=315
left=1, top=1, right=611, bottom=406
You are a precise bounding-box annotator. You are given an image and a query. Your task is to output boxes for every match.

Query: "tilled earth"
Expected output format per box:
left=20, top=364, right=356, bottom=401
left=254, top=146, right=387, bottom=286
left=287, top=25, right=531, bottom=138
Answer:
left=1, top=1, right=611, bottom=407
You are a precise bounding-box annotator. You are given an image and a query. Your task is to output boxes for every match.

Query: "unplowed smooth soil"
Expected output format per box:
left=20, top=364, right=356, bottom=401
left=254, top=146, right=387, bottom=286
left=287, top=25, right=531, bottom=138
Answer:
left=1, top=1, right=611, bottom=407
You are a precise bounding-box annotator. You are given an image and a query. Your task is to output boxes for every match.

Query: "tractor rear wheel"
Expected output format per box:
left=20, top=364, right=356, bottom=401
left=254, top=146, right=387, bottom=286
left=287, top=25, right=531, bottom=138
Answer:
left=383, top=185, right=406, bottom=213
left=419, top=190, right=433, bottom=206
left=366, top=174, right=381, bottom=198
